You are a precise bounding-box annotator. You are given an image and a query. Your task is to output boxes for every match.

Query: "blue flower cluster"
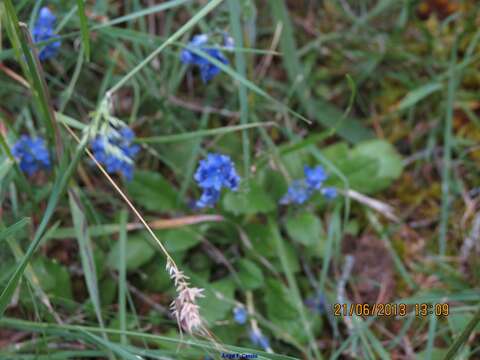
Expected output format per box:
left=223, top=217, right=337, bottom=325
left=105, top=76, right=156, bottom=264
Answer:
left=12, top=135, right=51, bottom=176
left=280, top=165, right=337, bottom=205
left=180, top=34, right=229, bottom=83
left=194, top=153, right=240, bottom=208
left=91, top=127, right=140, bottom=181
left=32, top=7, right=61, bottom=61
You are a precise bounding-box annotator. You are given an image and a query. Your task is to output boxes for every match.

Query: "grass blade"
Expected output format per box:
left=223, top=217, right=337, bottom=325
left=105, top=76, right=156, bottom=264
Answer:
left=68, top=187, right=110, bottom=353
left=118, top=210, right=128, bottom=345
left=0, top=135, right=88, bottom=318
left=228, top=0, right=250, bottom=175
left=139, top=122, right=274, bottom=144
left=76, top=0, right=90, bottom=61
left=269, top=0, right=373, bottom=143
left=0, top=218, right=30, bottom=242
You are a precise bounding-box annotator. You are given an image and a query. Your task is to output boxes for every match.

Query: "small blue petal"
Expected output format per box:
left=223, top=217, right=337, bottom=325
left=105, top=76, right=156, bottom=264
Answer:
left=321, top=187, right=337, bottom=200
left=280, top=180, right=311, bottom=205
left=233, top=307, right=247, bottom=325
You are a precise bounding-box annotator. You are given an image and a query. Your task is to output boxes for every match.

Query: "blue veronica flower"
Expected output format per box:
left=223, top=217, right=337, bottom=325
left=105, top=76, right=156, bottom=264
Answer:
left=304, top=165, right=327, bottom=190
left=233, top=306, right=247, bottom=325
left=280, top=164, right=336, bottom=205
left=12, top=135, right=51, bottom=176
left=249, top=329, right=270, bottom=351
left=180, top=34, right=229, bottom=83
left=280, top=180, right=310, bottom=205
left=32, top=7, right=61, bottom=61
left=91, top=127, right=140, bottom=181
left=321, top=187, right=337, bottom=200
left=194, top=153, right=240, bottom=208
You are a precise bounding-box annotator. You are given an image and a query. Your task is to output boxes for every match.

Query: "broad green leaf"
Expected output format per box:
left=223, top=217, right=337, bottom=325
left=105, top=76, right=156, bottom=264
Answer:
left=223, top=181, right=275, bottom=215
left=285, top=212, right=323, bottom=246
left=197, top=278, right=235, bottom=323
left=107, top=234, right=155, bottom=271
left=244, top=223, right=276, bottom=258
left=126, top=170, right=178, bottom=212
left=351, top=139, right=403, bottom=183
left=322, top=139, right=403, bottom=194
left=155, top=228, right=201, bottom=252
left=237, top=259, right=264, bottom=290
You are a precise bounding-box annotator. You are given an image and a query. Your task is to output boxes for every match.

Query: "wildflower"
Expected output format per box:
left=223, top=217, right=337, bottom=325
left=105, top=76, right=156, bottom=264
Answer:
left=90, top=127, right=140, bottom=181
left=12, top=135, right=51, bottom=176
left=280, top=164, right=336, bottom=205
left=280, top=180, right=310, bottom=205
left=249, top=328, right=270, bottom=351
left=233, top=306, right=247, bottom=325
left=32, top=7, right=61, bottom=61
left=304, top=165, right=327, bottom=190
left=180, top=34, right=229, bottom=82
left=194, top=153, right=240, bottom=208
left=321, top=187, right=337, bottom=200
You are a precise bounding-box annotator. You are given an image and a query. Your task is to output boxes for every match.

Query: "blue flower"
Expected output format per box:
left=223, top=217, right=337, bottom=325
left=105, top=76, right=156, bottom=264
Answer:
left=321, top=187, right=337, bottom=200
left=233, top=306, right=247, bottom=325
left=180, top=34, right=229, bottom=83
left=32, top=7, right=61, bottom=61
left=12, top=135, right=51, bottom=176
left=280, top=164, right=336, bottom=205
left=249, top=329, right=270, bottom=351
left=195, top=188, right=221, bottom=209
left=194, top=153, right=240, bottom=208
left=280, top=180, right=310, bottom=205
left=304, top=165, right=327, bottom=190
left=91, top=127, right=140, bottom=181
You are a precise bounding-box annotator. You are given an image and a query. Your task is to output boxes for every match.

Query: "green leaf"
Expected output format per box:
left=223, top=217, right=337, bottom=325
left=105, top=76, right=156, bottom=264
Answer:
left=264, top=278, right=322, bottom=344
left=126, top=170, right=178, bottom=212
left=244, top=223, right=276, bottom=258
left=197, top=278, right=235, bottom=323
left=237, top=259, right=264, bottom=290
left=397, top=82, right=442, bottom=111
left=107, top=233, right=155, bottom=271
left=448, top=312, right=480, bottom=335
left=323, top=139, right=403, bottom=194
left=285, top=212, right=323, bottom=246
left=31, top=257, right=73, bottom=301
left=155, top=228, right=201, bottom=252
left=351, top=139, right=403, bottom=183
left=223, top=181, right=275, bottom=215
